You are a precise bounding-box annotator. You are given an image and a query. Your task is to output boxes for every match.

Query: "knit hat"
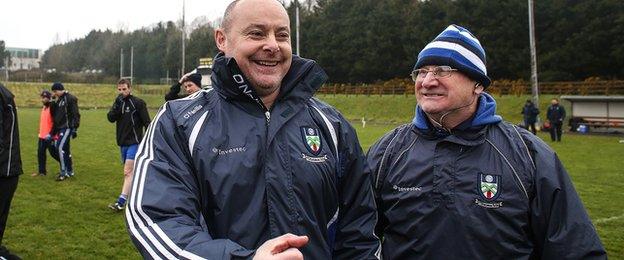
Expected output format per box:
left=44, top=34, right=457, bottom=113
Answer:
left=182, top=73, right=202, bottom=87
left=40, top=90, right=52, bottom=99
left=51, top=82, right=64, bottom=91
left=414, top=24, right=491, bottom=87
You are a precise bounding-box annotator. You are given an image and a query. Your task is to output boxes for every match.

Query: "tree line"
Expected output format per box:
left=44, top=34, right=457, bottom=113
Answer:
left=41, top=21, right=218, bottom=84
left=0, top=41, right=10, bottom=68
left=39, top=0, right=624, bottom=84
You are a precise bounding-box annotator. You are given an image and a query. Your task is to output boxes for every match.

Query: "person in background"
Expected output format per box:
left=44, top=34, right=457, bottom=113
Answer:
left=32, top=90, right=59, bottom=177
left=0, top=83, right=23, bottom=260
left=367, top=24, right=605, bottom=259
left=546, top=98, right=566, bottom=141
left=164, top=72, right=203, bottom=101
left=521, top=99, right=539, bottom=134
left=50, top=82, right=80, bottom=181
left=107, top=79, right=150, bottom=211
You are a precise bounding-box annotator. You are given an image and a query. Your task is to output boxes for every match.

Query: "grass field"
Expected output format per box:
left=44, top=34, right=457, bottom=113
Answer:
left=2, top=84, right=623, bottom=258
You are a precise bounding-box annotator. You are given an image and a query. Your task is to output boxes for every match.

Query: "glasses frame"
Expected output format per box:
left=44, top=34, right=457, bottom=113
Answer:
left=411, top=66, right=458, bottom=82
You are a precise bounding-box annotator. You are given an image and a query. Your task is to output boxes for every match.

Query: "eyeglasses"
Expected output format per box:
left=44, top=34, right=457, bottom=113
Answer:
left=411, top=66, right=457, bottom=82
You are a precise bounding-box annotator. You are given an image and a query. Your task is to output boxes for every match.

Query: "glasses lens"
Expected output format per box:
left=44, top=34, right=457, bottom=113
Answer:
left=410, top=71, right=418, bottom=82
left=417, top=69, right=428, bottom=78
left=435, top=66, right=453, bottom=78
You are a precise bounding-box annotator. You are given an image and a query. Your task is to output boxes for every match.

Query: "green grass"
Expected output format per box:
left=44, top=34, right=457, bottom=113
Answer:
left=3, top=90, right=623, bottom=258
left=7, top=108, right=140, bottom=259
left=316, top=93, right=564, bottom=125
left=4, top=82, right=169, bottom=109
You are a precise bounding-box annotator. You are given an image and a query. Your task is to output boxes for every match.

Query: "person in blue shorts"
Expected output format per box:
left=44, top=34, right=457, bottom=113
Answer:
left=106, top=79, right=150, bottom=211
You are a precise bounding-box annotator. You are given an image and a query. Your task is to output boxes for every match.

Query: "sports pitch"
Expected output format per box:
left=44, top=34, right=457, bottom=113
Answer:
left=3, top=90, right=623, bottom=258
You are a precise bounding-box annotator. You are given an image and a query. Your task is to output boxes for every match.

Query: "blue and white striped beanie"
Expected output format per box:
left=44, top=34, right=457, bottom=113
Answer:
left=414, top=24, right=491, bottom=87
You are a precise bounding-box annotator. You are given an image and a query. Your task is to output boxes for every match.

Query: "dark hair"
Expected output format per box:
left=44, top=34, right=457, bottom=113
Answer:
left=221, top=0, right=240, bottom=32
left=117, top=78, right=131, bottom=88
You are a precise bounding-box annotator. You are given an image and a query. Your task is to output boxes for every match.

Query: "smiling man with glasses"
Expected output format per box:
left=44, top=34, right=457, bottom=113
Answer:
left=366, top=24, right=606, bottom=259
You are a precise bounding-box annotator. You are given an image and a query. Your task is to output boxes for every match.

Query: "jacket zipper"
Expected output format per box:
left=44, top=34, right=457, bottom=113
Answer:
left=265, top=111, right=271, bottom=124
left=128, top=98, right=139, bottom=143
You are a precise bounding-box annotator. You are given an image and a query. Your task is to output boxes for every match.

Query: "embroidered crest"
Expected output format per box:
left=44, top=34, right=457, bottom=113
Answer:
left=478, top=173, right=501, bottom=201
left=301, top=127, right=322, bottom=155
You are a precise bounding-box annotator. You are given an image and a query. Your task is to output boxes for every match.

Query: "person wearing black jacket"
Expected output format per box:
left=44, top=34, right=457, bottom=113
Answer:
left=107, top=79, right=150, bottom=211
left=164, top=72, right=202, bottom=101
left=547, top=98, right=566, bottom=141
left=521, top=99, right=539, bottom=134
left=0, top=83, right=22, bottom=260
left=50, top=82, right=80, bottom=181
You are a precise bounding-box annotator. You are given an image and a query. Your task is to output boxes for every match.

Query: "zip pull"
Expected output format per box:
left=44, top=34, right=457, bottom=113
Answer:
left=265, top=111, right=271, bottom=123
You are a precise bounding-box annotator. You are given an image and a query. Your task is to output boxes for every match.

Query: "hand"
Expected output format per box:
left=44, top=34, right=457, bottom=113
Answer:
left=253, top=234, right=308, bottom=260
left=178, top=71, right=195, bottom=83
left=71, top=129, right=78, bottom=139
left=113, top=95, right=123, bottom=110
left=44, top=134, right=52, bottom=141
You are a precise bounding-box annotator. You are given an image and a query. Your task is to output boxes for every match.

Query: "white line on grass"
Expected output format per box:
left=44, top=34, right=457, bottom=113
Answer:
left=595, top=213, right=624, bottom=224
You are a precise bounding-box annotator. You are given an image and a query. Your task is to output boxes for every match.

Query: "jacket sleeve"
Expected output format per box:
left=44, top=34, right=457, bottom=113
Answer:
left=529, top=140, right=606, bottom=259
left=165, top=82, right=182, bottom=101
left=107, top=98, right=122, bottom=123
left=50, top=102, right=58, bottom=135
left=333, top=117, right=380, bottom=259
left=69, top=95, right=80, bottom=129
left=365, top=127, right=403, bottom=240
left=0, top=97, right=4, bottom=153
left=126, top=104, right=255, bottom=260
left=138, top=99, right=151, bottom=129
left=546, top=107, right=552, bottom=121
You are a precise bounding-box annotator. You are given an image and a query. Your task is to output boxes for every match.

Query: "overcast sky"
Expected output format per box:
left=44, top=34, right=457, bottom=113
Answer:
left=0, top=0, right=234, bottom=51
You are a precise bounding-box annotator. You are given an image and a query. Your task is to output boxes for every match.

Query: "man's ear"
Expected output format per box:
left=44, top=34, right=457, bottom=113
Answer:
left=474, top=83, right=485, bottom=95
left=215, top=29, right=227, bottom=52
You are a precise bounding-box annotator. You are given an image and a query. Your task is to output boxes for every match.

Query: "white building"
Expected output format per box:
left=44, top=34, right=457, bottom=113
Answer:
left=6, top=47, right=41, bottom=71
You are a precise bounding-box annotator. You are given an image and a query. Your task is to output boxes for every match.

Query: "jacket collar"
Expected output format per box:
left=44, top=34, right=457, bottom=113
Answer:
left=210, top=52, right=328, bottom=108
left=412, top=93, right=502, bottom=144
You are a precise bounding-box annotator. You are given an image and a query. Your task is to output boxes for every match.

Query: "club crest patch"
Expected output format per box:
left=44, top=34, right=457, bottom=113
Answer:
left=301, top=127, right=322, bottom=156
left=478, top=173, right=501, bottom=201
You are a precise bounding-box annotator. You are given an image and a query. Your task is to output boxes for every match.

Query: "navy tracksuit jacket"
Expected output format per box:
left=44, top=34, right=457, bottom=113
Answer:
left=126, top=53, right=380, bottom=259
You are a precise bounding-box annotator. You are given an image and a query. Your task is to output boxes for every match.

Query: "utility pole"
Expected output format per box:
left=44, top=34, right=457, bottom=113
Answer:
left=181, top=0, right=186, bottom=74
left=295, top=0, right=300, bottom=56
left=130, top=46, right=134, bottom=84
left=528, top=0, right=539, bottom=105
left=4, top=57, right=9, bottom=82
left=120, top=48, right=124, bottom=79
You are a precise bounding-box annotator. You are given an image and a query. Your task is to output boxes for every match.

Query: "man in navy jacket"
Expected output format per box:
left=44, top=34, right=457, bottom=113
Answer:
left=50, top=82, right=80, bottom=181
left=546, top=98, right=566, bottom=141
left=125, top=0, right=380, bottom=259
left=367, top=25, right=605, bottom=259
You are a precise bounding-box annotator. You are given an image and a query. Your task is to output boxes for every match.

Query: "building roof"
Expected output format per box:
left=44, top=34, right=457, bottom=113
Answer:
left=560, top=95, right=624, bottom=102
